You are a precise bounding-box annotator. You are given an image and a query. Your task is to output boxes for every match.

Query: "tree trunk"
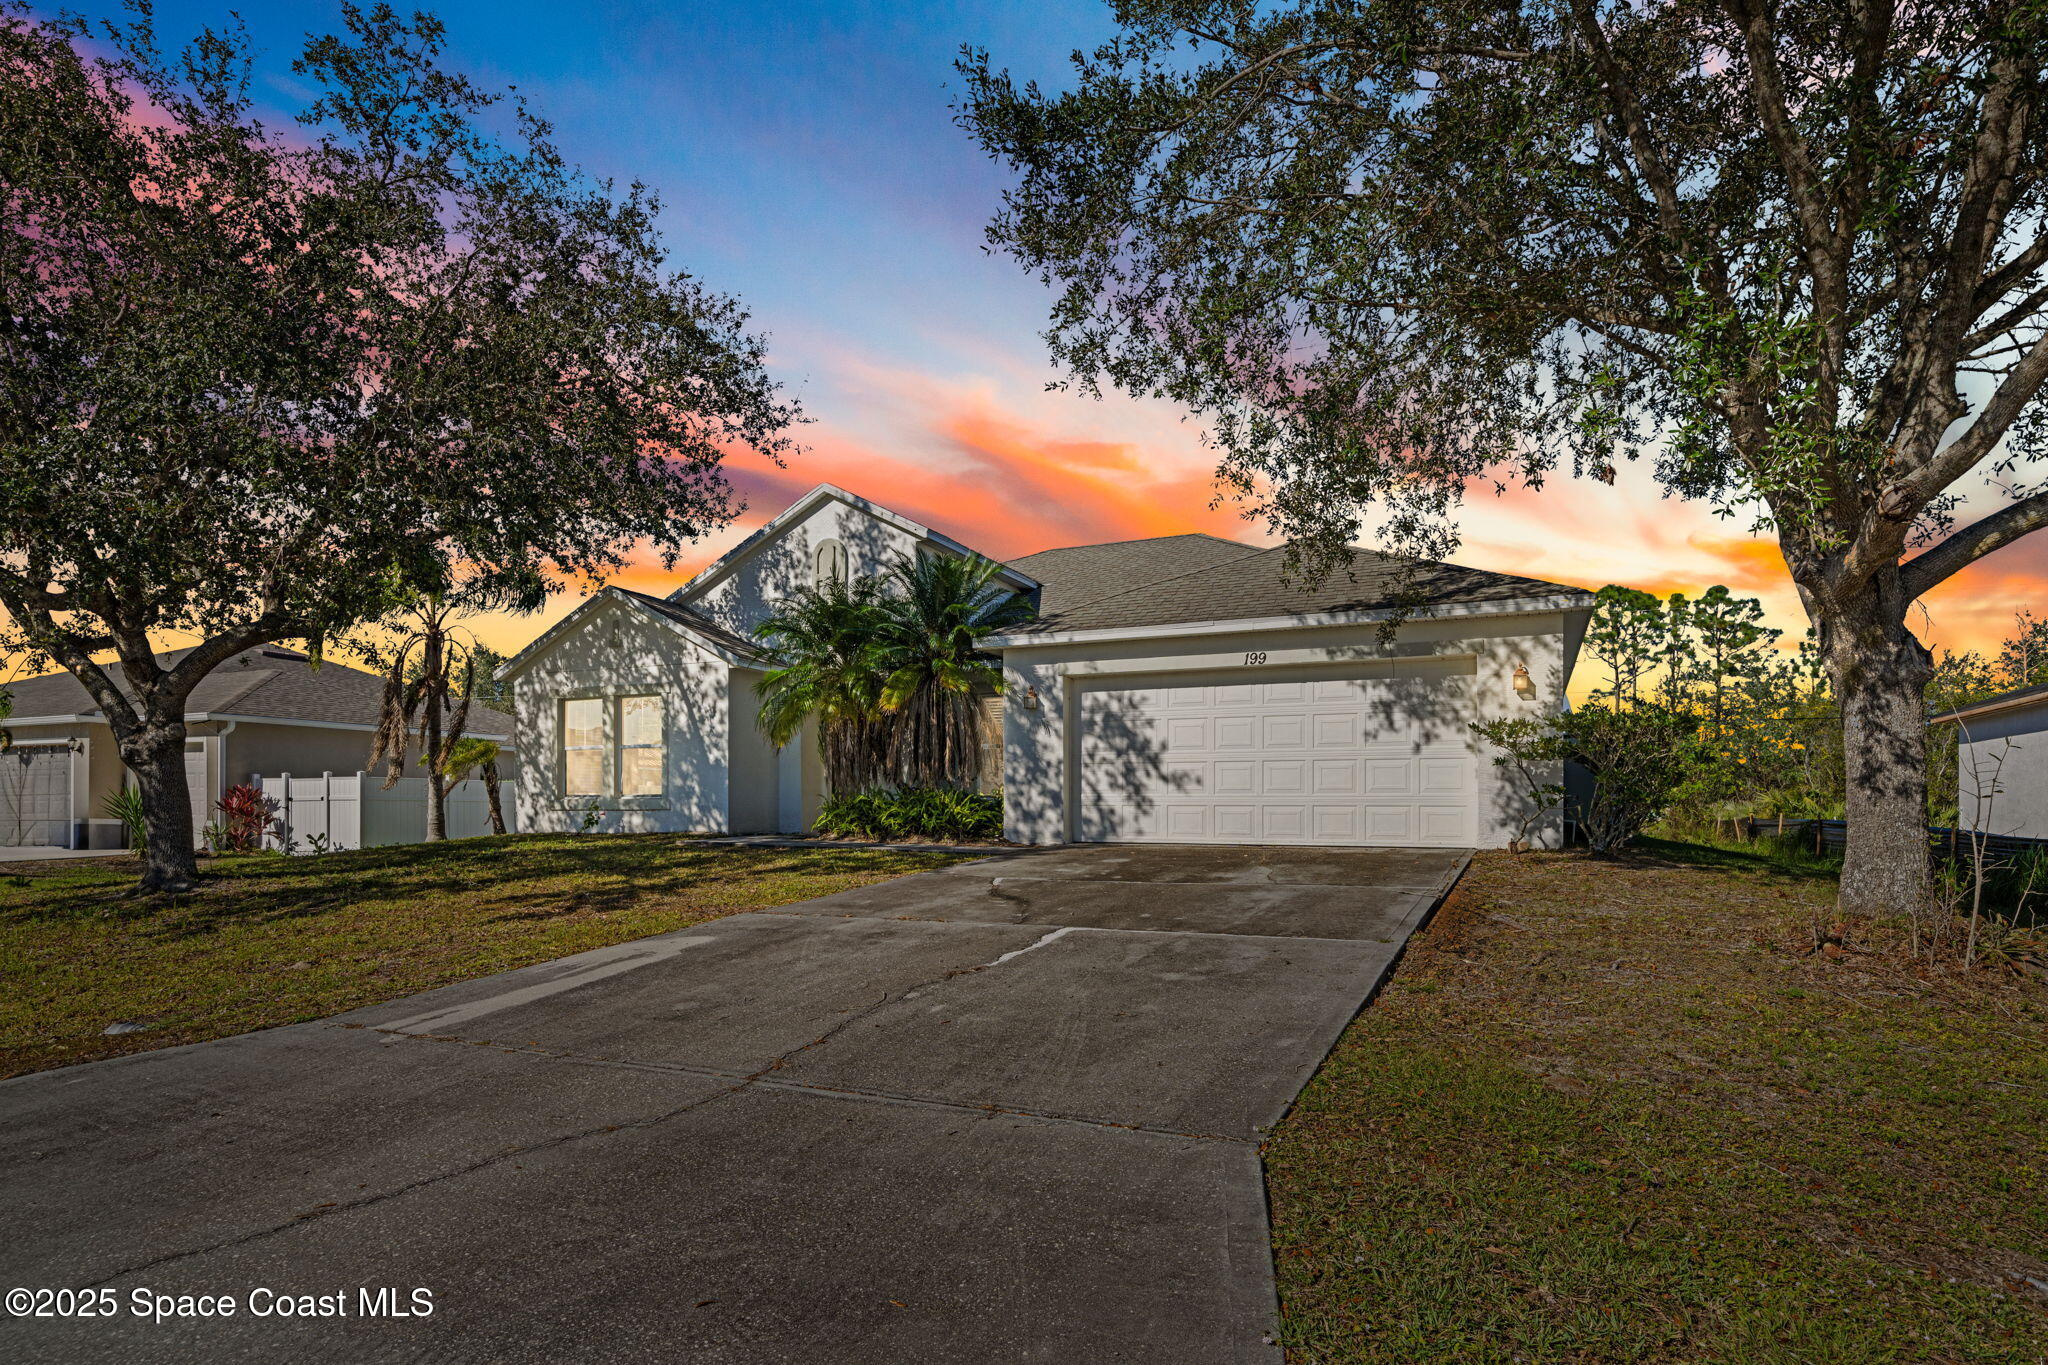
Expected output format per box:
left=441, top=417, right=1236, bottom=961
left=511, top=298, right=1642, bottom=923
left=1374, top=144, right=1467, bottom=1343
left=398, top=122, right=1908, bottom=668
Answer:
left=423, top=628, right=446, bottom=841
left=482, top=758, right=505, bottom=835
left=119, top=719, right=199, bottom=893
left=1823, top=591, right=1933, bottom=919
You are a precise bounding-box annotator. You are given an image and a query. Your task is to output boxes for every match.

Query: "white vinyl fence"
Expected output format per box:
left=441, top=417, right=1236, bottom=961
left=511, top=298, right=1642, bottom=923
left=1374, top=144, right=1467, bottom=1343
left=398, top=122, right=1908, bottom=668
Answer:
left=257, top=771, right=512, bottom=852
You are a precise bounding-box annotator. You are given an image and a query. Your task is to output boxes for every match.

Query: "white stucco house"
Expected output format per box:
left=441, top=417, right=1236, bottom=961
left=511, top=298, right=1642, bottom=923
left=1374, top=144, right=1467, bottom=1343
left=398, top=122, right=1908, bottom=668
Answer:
left=505, top=482, right=1595, bottom=849
left=1936, top=682, right=2048, bottom=839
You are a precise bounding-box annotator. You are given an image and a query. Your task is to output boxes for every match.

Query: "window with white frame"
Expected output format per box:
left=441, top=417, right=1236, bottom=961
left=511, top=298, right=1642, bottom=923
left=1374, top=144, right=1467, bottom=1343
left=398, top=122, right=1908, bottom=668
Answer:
left=560, top=695, right=665, bottom=798
left=562, top=698, right=607, bottom=796
left=618, top=695, right=664, bottom=795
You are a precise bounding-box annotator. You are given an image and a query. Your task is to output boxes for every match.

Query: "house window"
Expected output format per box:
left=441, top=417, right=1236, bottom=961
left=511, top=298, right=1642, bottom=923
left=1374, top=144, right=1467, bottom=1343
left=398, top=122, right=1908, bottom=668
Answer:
left=618, top=695, right=664, bottom=795
left=562, top=698, right=606, bottom=795
left=814, top=538, right=848, bottom=585
left=561, top=695, right=664, bottom=798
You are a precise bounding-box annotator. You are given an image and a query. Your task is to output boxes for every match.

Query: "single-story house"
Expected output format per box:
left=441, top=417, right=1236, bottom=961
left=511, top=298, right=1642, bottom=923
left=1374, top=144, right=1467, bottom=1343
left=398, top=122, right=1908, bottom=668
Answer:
left=505, top=482, right=1594, bottom=849
left=0, top=646, right=514, bottom=852
left=1934, top=681, right=2048, bottom=839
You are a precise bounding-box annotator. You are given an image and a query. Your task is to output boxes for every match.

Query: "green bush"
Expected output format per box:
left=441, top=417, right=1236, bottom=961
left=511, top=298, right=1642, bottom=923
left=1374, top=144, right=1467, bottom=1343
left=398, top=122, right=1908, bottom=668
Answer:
left=1475, top=702, right=1703, bottom=857
left=815, top=787, right=1002, bottom=842
left=100, top=786, right=148, bottom=852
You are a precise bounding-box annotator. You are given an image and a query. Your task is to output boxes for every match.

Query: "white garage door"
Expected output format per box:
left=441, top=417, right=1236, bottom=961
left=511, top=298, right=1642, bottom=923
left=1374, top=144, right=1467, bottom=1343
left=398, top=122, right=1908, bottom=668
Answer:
left=0, top=746, right=73, bottom=846
left=1076, top=661, right=1477, bottom=847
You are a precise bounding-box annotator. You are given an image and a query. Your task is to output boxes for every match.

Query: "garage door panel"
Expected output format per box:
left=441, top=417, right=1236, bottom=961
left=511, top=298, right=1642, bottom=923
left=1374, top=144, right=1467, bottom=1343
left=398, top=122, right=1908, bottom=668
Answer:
left=1312, top=760, right=1359, bottom=794
left=1261, top=805, right=1307, bottom=839
left=1214, top=717, right=1257, bottom=749
left=1214, top=805, right=1256, bottom=838
left=1365, top=806, right=1415, bottom=841
left=1419, top=757, right=1469, bottom=796
left=1363, top=759, right=1415, bottom=795
left=1262, top=715, right=1307, bottom=748
left=1312, top=805, right=1360, bottom=840
left=1213, top=761, right=1256, bottom=794
left=1420, top=808, right=1470, bottom=843
left=1312, top=713, right=1358, bottom=746
left=1261, top=759, right=1307, bottom=793
left=1078, top=663, right=1477, bottom=847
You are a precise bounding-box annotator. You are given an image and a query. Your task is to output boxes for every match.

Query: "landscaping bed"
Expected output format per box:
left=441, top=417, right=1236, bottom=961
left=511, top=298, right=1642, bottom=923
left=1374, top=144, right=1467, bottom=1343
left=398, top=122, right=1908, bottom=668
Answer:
left=1267, top=841, right=2048, bottom=1363
left=0, top=833, right=963, bottom=1078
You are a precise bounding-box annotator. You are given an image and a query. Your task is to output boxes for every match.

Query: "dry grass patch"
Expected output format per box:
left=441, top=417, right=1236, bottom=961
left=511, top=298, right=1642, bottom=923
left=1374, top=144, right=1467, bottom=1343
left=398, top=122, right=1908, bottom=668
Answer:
left=0, top=833, right=963, bottom=1078
left=1267, top=841, right=2048, bottom=1364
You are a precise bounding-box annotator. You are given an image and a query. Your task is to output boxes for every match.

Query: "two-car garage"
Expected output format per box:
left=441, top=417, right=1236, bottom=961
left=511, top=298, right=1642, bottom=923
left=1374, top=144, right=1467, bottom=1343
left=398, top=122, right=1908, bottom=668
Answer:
left=989, top=534, right=1591, bottom=852
left=1072, top=659, right=1479, bottom=848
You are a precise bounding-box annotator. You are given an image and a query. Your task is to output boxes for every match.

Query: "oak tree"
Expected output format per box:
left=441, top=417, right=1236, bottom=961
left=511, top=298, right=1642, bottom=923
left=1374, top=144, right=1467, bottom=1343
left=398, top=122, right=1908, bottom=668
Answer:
left=961, top=0, right=2048, bottom=915
left=1, top=4, right=798, bottom=889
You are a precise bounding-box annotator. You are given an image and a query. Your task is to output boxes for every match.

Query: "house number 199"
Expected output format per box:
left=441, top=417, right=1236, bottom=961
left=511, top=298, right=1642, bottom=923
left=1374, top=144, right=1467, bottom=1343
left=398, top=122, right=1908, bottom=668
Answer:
left=1243, top=651, right=1268, bottom=666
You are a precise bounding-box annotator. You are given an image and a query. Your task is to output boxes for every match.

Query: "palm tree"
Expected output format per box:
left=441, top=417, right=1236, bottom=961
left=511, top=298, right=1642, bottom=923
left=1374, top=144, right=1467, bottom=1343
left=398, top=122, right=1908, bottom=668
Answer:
left=754, top=577, right=894, bottom=793
left=364, top=599, right=475, bottom=842
left=442, top=736, right=508, bottom=835
left=876, top=552, right=1034, bottom=789
left=362, top=575, right=540, bottom=840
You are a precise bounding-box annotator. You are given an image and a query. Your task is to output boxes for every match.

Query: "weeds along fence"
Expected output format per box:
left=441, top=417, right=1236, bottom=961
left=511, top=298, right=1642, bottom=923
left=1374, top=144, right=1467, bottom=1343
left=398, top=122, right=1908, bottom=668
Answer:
left=1735, top=815, right=2048, bottom=863
left=256, top=771, right=505, bottom=852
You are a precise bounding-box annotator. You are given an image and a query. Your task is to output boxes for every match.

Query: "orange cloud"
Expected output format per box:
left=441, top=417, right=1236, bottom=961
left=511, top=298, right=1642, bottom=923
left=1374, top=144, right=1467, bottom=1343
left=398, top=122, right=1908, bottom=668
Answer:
left=1683, top=534, right=1790, bottom=591
left=470, top=356, right=2048, bottom=674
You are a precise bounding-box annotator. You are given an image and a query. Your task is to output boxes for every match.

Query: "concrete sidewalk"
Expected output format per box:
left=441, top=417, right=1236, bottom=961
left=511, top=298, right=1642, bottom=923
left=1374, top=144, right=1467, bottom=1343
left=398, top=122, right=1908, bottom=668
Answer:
left=0, top=844, right=1462, bottom=1363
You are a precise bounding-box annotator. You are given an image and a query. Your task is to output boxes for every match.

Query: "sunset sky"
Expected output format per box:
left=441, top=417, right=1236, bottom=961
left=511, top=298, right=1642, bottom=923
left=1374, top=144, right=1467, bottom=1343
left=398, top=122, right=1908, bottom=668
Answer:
left=130, top=0, right=2047, bottom=670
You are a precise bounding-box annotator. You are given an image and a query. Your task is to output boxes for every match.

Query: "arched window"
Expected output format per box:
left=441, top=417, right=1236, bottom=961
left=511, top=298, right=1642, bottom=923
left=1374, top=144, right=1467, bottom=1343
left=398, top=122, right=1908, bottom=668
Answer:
left=813, top=538, right=848, bottom=585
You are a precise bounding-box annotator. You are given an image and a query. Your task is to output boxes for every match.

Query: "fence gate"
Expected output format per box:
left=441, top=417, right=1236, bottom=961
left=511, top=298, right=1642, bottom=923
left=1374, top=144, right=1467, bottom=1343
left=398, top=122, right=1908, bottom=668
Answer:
left=260, top=771, right=506, bottom=851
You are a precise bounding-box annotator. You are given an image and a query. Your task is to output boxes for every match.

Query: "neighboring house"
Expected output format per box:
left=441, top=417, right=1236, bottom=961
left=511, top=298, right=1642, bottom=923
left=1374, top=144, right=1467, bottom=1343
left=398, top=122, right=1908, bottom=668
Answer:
left=506, top=482, right=1594, bottom=849
left=1934, top=682, right=2048, bottom=839
left=0, top=646, right=514, bottom=852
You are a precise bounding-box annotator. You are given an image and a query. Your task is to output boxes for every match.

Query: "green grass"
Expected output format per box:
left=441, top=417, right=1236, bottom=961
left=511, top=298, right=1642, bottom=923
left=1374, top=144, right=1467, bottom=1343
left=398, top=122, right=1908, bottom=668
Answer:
left=1267, top=847, right=2048, bottom=1363
left=0, top=832, right=963, bottom=1078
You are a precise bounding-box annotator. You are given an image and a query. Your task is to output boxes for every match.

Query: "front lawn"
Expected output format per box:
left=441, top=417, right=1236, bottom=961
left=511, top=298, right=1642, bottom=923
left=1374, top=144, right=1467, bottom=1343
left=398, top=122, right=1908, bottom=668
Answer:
left=1268, top=842, right=2048, bottom=1363
left=0, top=833, right=963, bottom=1078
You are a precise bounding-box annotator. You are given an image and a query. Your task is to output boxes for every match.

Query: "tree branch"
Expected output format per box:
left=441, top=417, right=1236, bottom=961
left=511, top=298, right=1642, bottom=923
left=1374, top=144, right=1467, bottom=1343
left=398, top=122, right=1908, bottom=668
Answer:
left=1902, top=488, right=2048, bottom=598
left=1897, top=327, right=2048, bottom=506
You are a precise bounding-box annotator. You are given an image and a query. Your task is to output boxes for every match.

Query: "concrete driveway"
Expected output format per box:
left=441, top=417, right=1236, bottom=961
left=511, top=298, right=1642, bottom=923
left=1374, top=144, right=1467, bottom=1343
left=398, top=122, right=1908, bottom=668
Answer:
left=1, top=843, right=1463, bottom=1363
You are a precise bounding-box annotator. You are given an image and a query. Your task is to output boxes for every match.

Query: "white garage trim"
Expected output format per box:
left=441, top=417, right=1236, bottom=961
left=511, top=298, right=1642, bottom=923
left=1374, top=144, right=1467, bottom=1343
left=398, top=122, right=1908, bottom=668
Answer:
left=1059, top=648, right=1479, bottom=679
left=1068, top=658, right=1479, bottom=848
left=985, top=593, right=1589, bottom=649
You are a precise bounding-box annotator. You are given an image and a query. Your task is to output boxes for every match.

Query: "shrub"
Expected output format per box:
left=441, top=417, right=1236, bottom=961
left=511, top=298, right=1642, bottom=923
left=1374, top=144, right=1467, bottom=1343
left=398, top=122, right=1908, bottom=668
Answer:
left=815, top=786, right=1002, bottom=842
left=210, top=784, right=279, bottom=854
left=1477, top=702, right=1702, bottom=857
left=1562, top=702, right=1703, bottom=855
left=100, top=786, right=148, bottom=851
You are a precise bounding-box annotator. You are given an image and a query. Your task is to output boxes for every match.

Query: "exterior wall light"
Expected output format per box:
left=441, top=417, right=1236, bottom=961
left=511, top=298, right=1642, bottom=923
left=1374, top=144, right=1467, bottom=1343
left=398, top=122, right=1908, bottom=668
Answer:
left=1020, top=686, right=1041, bottom=710
left=1512, top=664, right=1536, bottom=701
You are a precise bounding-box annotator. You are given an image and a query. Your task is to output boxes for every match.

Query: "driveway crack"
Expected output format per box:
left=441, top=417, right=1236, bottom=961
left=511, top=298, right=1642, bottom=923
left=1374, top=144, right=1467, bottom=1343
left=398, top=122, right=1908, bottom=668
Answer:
left=77, top=1076, right=748, bottom=1290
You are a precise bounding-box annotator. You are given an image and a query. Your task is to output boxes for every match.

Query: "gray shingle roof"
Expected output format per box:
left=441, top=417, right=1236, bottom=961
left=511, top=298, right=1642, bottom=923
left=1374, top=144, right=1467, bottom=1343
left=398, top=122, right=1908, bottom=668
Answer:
left=7, top=646, right=514, bottom=737
left=1004, top=534, right=1264, bottom=619
left=1003, top=537, right=1592, bottom=636
left=617, top=589, right=770, bottom=662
